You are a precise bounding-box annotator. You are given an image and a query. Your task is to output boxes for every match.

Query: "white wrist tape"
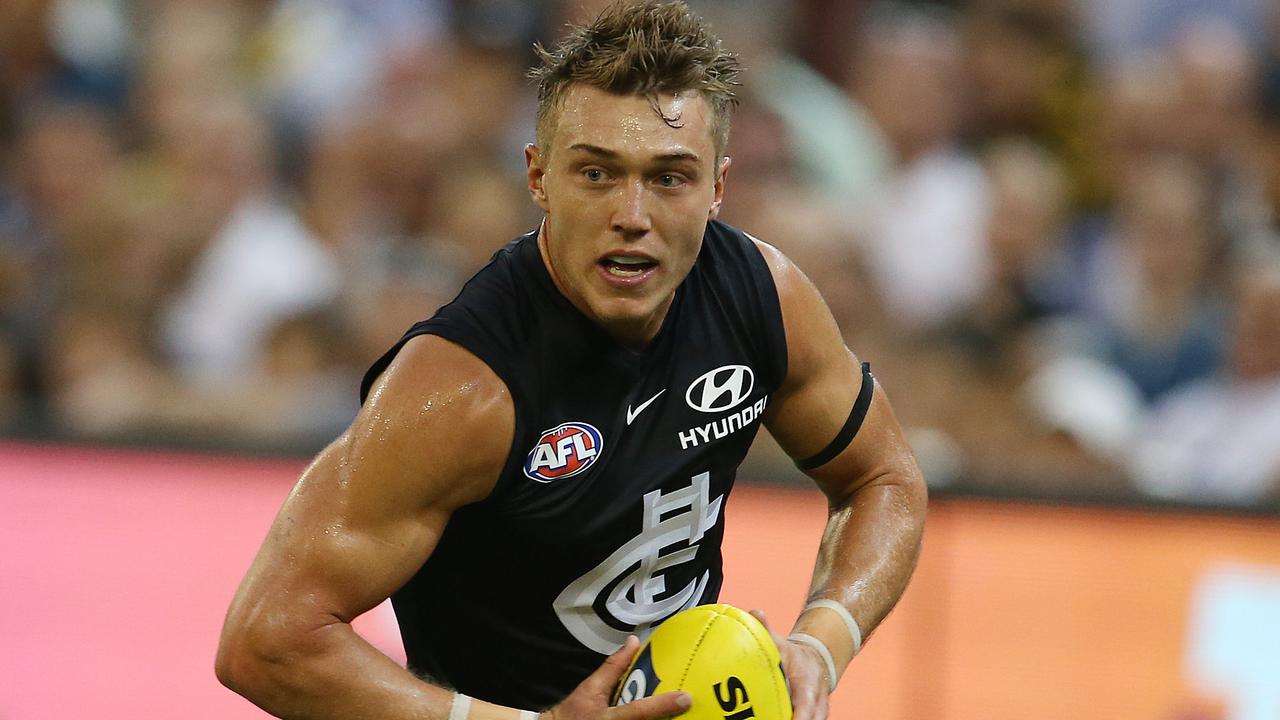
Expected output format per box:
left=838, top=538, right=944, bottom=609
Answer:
left=449, top=693, right=471, bottom=720
left=787, top=632, right=838, bottom=693
left=804, top=599, right=863, bottom=656
left=449, top=692, right=538, bottom=720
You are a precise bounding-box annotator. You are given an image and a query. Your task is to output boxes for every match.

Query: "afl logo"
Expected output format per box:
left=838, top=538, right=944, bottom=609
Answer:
left=686, top=365, right=755, bottom=413
left=524, top=422, right=604, bottom=483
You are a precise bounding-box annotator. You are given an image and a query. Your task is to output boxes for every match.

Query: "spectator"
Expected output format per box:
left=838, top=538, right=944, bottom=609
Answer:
left=1093, top=53, right=1184, bottom=206
left=4, top=101, right=123, bottom=411
left=910, top=138, right=1124, bottom=493
left=1128, top=256, right=1280, bottom=504
left=1079, top=0, right=1268, bottom=65
left=46, top=297, right=170, bottom=438
left=158, top=96, right=341, bottom=386
left=700, top=0, right=892, bottom=211
left=963, top=0, right=1101, bottom=207
left=227, top=308, right=361, bottom=451
left=946, top=136, right=1075, bottom=359
left=253, top=0, right=448, bottom=135
left=849, top=3, right=992, bottom=333
left=1073, top=153, right=1226, bottom=404
left=0, top=0, right=1276, bottom=510
left=0, top=328, right=21, bottom=431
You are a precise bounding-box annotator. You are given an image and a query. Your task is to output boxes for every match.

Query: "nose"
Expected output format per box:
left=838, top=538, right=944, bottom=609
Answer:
left=611, top=179, right=652, bottom=238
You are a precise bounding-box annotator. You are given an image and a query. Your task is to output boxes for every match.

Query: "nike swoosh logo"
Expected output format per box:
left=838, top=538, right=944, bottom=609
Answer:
left=626, top=389, right=666, bottom=426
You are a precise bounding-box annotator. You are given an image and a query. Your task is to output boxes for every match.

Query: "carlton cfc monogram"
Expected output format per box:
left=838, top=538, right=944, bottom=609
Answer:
left=554, top=472, right=722, bottom=654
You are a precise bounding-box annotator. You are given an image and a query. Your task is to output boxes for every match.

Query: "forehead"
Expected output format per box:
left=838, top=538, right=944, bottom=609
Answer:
left=550, top=83, right=716, bottom=160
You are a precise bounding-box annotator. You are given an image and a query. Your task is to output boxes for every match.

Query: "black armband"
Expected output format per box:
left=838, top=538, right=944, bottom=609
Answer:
left=795, top=362, right=874, bottom=471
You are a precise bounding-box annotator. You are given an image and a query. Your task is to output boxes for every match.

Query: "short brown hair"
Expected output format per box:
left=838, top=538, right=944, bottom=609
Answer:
left=529, top=0, right=741, bottom=159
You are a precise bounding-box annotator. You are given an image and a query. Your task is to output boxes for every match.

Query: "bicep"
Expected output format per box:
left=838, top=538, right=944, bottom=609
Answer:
left=243, top=439, right=450, bottom=626
left=229, top=335, right=514, bottom=628
left=757, top=241, right=918, bottom=501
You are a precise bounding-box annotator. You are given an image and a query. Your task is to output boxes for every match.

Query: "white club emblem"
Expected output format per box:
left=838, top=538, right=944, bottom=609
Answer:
left=553, top=472, right=723, bottom=654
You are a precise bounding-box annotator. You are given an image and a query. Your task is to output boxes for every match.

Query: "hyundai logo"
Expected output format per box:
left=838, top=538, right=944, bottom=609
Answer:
left=685, top=365, right=755, bottom=413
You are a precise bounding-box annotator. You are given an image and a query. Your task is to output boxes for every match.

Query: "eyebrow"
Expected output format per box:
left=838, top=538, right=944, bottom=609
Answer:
left=567, top=143, right=702, bottom=165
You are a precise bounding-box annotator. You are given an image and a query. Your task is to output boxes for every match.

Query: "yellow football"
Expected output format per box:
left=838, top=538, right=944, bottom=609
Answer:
left=612, top=604, right=793, bottom=719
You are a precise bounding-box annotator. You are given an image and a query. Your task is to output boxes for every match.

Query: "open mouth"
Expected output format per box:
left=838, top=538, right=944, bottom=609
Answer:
left=599, top=254, right=658, bottom=278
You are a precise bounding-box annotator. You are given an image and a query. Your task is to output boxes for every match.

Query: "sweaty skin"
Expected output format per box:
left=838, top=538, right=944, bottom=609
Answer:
left=217, top=83, right=926, bottom=720
left=217, top=334, right=692, bottom=720
left=756, top=241, right=927, bottom=719
left=526, top=85, right=729, bottom=349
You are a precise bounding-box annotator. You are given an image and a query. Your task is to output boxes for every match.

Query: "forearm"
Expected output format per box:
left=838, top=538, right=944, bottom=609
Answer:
left=217, top=620, right=535, bottom=720
left=790, top=478, right=926, bottom=680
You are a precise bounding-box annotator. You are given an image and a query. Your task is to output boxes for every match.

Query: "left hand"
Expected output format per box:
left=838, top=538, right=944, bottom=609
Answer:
left=749, top=610, right=830, bottom=720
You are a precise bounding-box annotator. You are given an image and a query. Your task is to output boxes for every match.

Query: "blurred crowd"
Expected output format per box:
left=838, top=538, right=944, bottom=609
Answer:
left=2, top=0, right=1279, bottom=507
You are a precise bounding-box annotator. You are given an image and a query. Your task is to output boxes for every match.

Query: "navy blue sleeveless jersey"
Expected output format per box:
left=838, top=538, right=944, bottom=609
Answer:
left=359, top=219, right=788, bottom=709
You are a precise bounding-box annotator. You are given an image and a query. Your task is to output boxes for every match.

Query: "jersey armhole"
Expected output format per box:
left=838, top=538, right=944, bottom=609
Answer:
left=743, top=233, right=791, bottom=390
left=359, top=322, right=532, bottom=508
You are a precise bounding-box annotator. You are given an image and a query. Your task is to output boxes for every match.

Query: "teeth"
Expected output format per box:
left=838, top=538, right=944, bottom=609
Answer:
left=607, top=255, right=650, bottom=265
left=607, top=264, right=645, bottom=277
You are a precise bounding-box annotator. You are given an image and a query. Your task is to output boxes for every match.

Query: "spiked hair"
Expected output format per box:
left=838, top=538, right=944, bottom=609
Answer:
left=529, top=1, right=742, bottom=158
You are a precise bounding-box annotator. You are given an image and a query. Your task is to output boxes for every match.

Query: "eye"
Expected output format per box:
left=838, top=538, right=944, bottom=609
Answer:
left=584, top=168, right=607, bottom=182
left=656, top=174, right=685, bottom=188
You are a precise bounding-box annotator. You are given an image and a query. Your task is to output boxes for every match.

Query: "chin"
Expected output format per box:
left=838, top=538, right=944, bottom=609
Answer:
left=588, top=295, right=663, bottom=332
left=591, top=296, right=653, bottom=323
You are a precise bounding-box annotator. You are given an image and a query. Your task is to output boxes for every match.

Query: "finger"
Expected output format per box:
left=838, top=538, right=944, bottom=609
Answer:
left=749, top=608, right=770, bottom=630
left=609, top=690, right=692, bottom=720
left=796, top=685, right=829, bottom=720
left=747, top=607, right=788, bottom=661
left=790, top=677, right=825, bottom=720
left=777, top=639, right=829, bottom=720
left=581, top=636, right=642, bottom=694
left=749, top=609, right=788, bottom=647
left=750, top=609, right=788, bottom=647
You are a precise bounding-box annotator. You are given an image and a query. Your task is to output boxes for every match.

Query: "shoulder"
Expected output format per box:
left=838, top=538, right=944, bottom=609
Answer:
left=361, top=232, right=542, bottom=403
left=367, top=333, right=513, bottom=413
left=749, top=235, right=802, bottom=299
left=359, top=333, right=515, bottom=508
left=719, top=225, right=814, bottom=317
left=695, top=221, right=794, bottom=315
left=447, top=231, right=539, bottom=308
left=747, top=234, right=847, bottom=390
left=692, top=221, right=791, bottom=385
left=703, top=219, right=772, bottom=265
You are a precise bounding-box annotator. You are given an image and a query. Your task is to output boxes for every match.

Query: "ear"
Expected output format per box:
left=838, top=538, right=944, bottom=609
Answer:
left=707, top=156, right=732, bottom=221
left=526, top=144, right=550, bottom=213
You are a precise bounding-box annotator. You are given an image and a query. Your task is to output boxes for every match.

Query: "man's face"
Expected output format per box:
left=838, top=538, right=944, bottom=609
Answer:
left=526, top=84, right=729, bottom=346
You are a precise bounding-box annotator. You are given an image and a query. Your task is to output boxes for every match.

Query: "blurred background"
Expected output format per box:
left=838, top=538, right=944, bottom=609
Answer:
left=1, top=0, right=1278, bottom=718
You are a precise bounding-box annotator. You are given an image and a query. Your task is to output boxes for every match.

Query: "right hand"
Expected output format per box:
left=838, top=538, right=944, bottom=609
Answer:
left=749, top=610, right=829, bottom=720
left=541, top=636, right=692, bottom=720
